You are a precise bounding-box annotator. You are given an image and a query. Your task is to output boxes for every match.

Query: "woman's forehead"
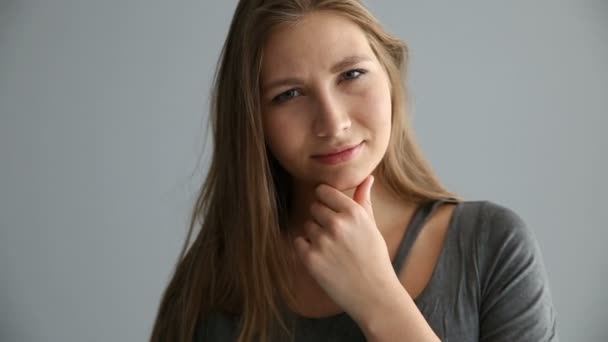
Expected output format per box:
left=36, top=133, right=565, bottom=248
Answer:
left=260, top=11, right=374, bottom=78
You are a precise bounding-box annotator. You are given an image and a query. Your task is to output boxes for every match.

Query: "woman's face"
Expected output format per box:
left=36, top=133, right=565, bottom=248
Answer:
left=260, top=11, right=392, bottom=190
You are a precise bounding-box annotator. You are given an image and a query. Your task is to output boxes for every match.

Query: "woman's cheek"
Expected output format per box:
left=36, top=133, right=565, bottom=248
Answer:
left=266, top=114, right=305, bottom=155
left=358, top=87, right=391, bottom=123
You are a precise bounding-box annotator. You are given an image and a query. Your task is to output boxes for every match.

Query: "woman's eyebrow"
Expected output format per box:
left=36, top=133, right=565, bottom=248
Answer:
left=329, top=55, right=372, bottom=73
left=261, top=55, right=372, bottom=94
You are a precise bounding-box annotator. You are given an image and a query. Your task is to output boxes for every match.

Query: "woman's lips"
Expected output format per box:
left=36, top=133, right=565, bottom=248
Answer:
left=311, top=142, right=363, bottom=165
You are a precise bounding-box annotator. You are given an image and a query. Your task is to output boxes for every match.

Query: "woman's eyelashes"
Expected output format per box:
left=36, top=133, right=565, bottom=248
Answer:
left=273, top=88, right=302, bottom=104
left=271, top=69, right=368, bottom=104
left=341, top=69, right=367, bottom=81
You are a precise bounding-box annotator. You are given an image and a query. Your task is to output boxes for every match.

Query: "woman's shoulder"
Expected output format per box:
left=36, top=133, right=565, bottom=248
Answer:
left=454, top=199, right=535, bottom=246
left=453, top=199, right=552, bottom=299
left=445, top=199, right=545, bottom=277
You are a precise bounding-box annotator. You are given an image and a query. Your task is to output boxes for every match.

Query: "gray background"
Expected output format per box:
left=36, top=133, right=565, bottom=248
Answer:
left=0, top=0, right=605, bottom=341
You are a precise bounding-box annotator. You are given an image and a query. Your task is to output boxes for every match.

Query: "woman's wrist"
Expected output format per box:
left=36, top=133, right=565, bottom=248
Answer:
left=355, top=281, right=440, bottom=342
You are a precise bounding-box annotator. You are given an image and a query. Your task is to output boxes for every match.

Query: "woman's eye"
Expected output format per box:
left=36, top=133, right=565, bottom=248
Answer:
left=272, top=89, right=301, bottom=104
left=270, top=70, right=366, bottom=104
left=342, top=69, right=367, bottom=81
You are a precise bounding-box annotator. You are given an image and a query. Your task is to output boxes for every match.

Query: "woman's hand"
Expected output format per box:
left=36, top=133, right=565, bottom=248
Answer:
left=293, top=175, right=403, bottom=324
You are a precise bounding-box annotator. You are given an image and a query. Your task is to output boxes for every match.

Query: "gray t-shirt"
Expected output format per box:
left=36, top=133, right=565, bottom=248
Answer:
left=195, top=200, right=559, bottom=341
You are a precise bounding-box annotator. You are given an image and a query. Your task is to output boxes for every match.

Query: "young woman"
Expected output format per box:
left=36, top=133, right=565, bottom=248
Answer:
left=150, top=1, right=559, bottom=341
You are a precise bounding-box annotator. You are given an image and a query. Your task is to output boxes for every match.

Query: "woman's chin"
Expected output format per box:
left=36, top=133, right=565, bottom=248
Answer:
left=292, top=166, right=377, bottom=191
left=316, top=173, right=368, bottom=191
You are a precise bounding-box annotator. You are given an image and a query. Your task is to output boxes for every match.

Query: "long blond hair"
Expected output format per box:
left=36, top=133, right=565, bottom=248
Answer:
left=150, top=0, right=461, bottom=341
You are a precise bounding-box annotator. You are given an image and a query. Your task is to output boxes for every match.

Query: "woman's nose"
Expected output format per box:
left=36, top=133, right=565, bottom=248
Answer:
left=313, top=91, right=351, bottom=137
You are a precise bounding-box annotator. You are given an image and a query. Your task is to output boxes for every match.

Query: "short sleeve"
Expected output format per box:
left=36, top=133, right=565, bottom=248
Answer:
left=193, top=319, right=207, bottom=341
left=477, top=202, right=559, bottom=341
left=194, top=312, right=239, bottom=341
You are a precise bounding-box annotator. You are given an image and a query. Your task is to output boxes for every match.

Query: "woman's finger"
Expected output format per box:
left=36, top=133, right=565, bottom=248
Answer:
left=303, top=219, right=324, bottom=243
left=310, top=201, right=339, bottom=229
left=314, top=183, right=355, bottom=213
